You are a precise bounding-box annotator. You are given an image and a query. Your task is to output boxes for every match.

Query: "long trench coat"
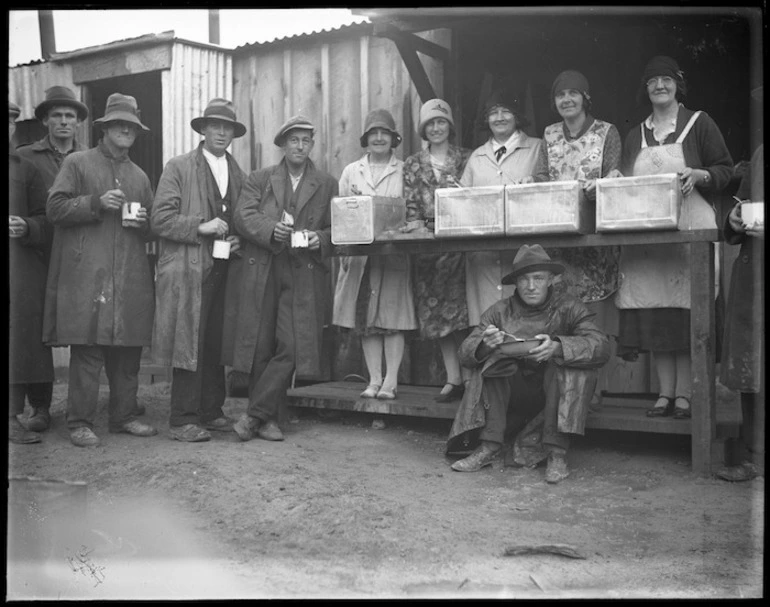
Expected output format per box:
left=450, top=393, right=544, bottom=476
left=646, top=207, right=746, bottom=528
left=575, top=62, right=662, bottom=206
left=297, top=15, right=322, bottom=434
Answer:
left=222, top=159, right=338, bottom=380
left=150, top=144, right=246, bottom=370
left=16, top=135, right=88, bottom=191
left=9, top=147, right=54, bottom=383
left=446, top=288, right=609, bottom=459
left=332, top=152, right=417, bottom=331
left=720, top=145, right=764, bottom=393
left=43, top=142, right=155, bottom=346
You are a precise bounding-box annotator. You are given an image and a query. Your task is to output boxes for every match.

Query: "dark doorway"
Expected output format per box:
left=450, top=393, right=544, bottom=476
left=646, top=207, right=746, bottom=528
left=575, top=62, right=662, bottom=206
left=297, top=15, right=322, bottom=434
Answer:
left=87, top=71, right=164, bottom=189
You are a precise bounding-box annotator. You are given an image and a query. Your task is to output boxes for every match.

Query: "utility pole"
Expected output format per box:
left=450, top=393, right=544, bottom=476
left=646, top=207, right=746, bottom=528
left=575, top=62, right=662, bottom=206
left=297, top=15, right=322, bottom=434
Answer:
left=38, top=9, right=56, bottom=59
left=208, top=9, right=220, bottom=45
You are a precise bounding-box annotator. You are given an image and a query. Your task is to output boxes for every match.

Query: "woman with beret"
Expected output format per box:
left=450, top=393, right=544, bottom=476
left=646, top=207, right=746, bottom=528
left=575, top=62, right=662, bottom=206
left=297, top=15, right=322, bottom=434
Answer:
left=616, top=55, right=734, bottom=420
left=403, top=99, right=472, bottom=402
left=460, top=89, right=543, bottom=328
left=333, top=109, right=417, bottom=400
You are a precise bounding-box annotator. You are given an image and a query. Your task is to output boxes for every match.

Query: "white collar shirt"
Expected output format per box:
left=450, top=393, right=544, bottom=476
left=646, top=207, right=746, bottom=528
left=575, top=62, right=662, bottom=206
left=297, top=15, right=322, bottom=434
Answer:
left=202, top=147, right=229, bottom=197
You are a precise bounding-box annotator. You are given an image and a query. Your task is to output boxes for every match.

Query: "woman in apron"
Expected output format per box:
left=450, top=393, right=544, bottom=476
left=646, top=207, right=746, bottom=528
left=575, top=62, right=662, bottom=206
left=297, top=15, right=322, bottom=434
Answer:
left=333, top=109, right=418, bottom=401
left=617, top=55, right=734, bottom=419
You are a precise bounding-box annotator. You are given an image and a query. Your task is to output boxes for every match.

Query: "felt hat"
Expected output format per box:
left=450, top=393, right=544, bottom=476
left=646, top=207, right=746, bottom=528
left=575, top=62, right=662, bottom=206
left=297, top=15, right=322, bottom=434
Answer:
left=417, top=98, right=454, bottom=140
left=191, top=98, right=246, bottom=138
left=93, top=93, right=149, bottom=132
left=9, top=101, right=21, bottom=120
left=551, top=70, right=591, bottom=100
left=501, top=244, right=564, bottom=285
left=642, top=55, right=685, bottom=84
left=360, top=108, right=402, bottom=148
left=34, top=85, right=89, bottom=121
left=274, top=115, right=315, bottom=146
left=481, top=89, right=530, bottom=129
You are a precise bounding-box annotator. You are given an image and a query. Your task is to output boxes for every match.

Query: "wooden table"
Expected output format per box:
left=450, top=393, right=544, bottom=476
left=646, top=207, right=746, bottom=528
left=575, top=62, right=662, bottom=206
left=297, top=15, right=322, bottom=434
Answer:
left=331, top=229, right=722, bottom=475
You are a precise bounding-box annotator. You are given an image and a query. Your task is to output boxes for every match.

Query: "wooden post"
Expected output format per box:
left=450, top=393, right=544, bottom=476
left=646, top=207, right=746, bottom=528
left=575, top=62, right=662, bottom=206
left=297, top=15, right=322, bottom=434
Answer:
left=208, top=9, right=220, bottom=45
left=690, top=241, right=716, bottom=475
left=38, top=10, right=56, bottom=60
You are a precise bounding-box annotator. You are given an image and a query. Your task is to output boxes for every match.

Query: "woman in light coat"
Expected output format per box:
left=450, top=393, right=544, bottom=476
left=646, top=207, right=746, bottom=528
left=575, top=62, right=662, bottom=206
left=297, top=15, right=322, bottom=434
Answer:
left=333, top=109, right=417, bottom=399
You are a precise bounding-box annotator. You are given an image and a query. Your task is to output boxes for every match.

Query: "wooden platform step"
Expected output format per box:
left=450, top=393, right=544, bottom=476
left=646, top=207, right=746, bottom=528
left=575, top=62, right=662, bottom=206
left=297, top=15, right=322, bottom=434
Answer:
left=287, top=382, right=741, bottom=436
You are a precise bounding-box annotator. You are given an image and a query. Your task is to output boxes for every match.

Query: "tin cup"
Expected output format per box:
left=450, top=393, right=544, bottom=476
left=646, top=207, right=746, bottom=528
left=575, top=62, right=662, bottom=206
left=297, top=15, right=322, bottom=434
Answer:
left=212, top=238, right=231, bottom=259
left=741, top=202, right=764, bottom=229
left=290, top=230, right=309, bottom=248
left=121, top=202, right=142, bottom=228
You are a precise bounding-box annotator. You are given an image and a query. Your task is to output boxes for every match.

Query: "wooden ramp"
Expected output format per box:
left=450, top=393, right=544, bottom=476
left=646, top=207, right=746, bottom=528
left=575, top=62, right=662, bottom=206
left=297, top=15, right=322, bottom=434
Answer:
left=287, top=381, right=741, bottom=437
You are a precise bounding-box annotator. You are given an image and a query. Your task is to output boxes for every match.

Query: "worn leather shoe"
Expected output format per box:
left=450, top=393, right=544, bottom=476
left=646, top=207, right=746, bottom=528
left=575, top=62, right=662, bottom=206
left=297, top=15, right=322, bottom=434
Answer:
left=258, top=420, right=284, bottom=441
left=9, top=417, right=41, bottom=444
left=169, top=423, right=211, bottom=442
left=451, top=442, right=500, bottom=472
left=202, top=416, right=235, bottom=432
left=26, top=408, right=51, bottom=432
left=545, top=452, right=570, bottom=484
left=70, top=426, right=101, bottom=448
left=233, top=414, right=261, bottom=441
left=716, top=461, right=760, bottom=482
left=114, top=420, right=158, bottom=437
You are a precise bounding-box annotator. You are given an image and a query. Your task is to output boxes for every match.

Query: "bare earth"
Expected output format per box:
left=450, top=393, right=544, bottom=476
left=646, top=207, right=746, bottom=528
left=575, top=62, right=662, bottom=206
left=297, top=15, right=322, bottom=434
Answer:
left=7, top=380, right=764, bottom=600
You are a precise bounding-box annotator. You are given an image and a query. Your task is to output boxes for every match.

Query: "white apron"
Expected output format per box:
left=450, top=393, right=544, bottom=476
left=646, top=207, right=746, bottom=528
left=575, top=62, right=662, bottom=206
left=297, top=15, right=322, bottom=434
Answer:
left=615, top=112, right=719, bottom=310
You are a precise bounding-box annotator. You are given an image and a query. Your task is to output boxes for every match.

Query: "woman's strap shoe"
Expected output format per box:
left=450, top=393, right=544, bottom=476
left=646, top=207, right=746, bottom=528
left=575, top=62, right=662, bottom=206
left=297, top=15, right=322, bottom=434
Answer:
left=646, top=396, right=674, bottom=417
left=376, top=387, right=397, bottom=400
left=360, top=384, right=382, bottom=399
left=673, top=396, right=692, bottom=419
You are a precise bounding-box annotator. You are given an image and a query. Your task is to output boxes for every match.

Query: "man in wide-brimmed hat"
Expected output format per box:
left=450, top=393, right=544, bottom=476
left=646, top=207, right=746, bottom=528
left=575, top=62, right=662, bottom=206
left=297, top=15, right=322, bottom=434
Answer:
left=43, top=93, right=157, bottom=448
left=150, top=98, right=248, bottom=443
left=446, top=244, right=610, bottom=484
left=223, top=114, right=339, bottom=442
left=15, top=86, right=89, bottom=433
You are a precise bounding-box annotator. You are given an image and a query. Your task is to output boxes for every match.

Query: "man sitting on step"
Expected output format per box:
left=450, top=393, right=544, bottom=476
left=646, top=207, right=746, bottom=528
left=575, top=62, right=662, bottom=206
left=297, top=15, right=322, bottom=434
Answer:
left=446, top=244, right=610, bottom=483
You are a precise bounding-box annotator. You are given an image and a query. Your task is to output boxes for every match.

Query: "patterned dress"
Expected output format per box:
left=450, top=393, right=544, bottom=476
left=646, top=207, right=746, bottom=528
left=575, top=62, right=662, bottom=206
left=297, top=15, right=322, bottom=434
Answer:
left=404, top=145, right=472, bottom=339
left=534, top=116, right=622, bottom=303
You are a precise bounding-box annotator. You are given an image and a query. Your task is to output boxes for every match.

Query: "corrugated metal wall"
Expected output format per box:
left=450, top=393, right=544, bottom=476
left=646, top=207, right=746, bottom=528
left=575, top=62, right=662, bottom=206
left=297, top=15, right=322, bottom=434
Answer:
left=230, top=30, right=451, bottom=177
left=7, top=61, right=89, bottom=143
left=161, top=43, right=232, bottom=164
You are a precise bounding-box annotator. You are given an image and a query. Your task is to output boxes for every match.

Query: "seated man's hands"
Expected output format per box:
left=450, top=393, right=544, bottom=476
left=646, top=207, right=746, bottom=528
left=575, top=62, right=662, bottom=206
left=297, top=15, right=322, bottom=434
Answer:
left=480, top=325, right=506, bottom=349
left=525, top=334, right=562, bottom=363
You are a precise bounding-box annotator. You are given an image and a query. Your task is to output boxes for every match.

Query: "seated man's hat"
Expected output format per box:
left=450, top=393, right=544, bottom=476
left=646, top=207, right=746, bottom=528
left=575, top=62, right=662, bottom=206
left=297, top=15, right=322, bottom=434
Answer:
left=501, top=244, right=564, bottom=285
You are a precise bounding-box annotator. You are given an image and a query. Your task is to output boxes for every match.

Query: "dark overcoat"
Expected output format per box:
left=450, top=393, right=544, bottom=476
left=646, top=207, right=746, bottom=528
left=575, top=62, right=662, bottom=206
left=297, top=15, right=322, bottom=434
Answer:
left=150, top=144, right=246, bottom=370
left=43, top=142, right=155, bottom=346
left=9, top=146, right=54, bottom=383
left=222, top=159, right=338, bottom=379
left=720, top=145, right=764, bottom=393
left=16, top=135, right=88, bottom=191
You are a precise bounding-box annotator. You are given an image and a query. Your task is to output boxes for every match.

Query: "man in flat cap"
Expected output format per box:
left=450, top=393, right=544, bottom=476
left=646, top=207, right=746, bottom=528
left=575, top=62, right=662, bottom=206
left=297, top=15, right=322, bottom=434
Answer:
left=44, top=93, right=157, bottom=447
left=9, top=101, right=53, bottom=444
left=151, top=98, right=247, bottom=443
left=223, top=115, right=338, bottom=442
left=15, top=85, right=88, bottom=433
left=446, top=244, right=609, bottom=483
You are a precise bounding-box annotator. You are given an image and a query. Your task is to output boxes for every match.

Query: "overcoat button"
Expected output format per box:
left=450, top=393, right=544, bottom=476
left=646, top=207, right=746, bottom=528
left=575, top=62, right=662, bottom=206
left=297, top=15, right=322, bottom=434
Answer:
left=742, top=255, right=749, bottom=263
left=191, top=258, right=197, bottom=264
left=308, top=263, right=314, bottom=269
left=249, top=258, right=256, bottom=264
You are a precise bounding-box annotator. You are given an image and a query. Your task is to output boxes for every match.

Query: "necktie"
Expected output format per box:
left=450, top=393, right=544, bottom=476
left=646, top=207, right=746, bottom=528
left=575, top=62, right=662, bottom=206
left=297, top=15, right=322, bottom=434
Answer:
left=495, top=146, right=506, bottom=162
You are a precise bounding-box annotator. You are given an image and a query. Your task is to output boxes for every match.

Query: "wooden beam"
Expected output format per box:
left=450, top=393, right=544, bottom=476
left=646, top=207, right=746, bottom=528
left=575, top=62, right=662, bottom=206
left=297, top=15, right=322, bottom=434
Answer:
left=373, top=22, right=450, bottom=62
left=384, top=28, right=437, bottom=103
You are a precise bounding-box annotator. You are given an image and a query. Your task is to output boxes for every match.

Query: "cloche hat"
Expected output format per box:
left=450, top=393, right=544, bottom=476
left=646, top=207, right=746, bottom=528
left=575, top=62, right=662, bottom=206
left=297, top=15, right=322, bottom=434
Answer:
left=360, top=108, right=402, bottom=148
left=93, top=93, right=149, bottom=132
left=274, top=115, right=315, bottom=146
left=191, top=98, right=246, bottom=138
left=501, top=244, right=564, bottom=285
left=418, top=99, right=454, bottom=140
left=34, top=85, right=89, bottom=121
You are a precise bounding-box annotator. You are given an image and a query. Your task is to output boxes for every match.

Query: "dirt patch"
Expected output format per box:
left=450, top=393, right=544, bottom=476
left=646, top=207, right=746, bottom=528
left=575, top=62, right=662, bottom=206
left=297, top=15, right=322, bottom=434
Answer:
left=7, top=380, right=764, bottom=599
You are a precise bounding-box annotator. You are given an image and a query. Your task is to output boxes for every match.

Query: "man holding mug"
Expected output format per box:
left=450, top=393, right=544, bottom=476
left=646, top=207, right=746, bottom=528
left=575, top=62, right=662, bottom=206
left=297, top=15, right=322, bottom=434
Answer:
left=43, top=93, right=157, bottom=447
left=151, top=98, right=247, bottom=442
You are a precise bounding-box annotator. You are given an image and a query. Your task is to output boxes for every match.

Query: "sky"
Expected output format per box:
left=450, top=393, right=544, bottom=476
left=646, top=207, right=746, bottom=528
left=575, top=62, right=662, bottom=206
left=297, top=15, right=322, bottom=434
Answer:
left=8, top=8, right=369, bottom=67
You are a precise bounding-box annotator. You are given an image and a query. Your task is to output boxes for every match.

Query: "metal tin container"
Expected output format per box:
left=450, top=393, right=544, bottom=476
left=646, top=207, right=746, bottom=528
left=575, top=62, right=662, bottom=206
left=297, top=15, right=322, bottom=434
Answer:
left=504, top=180, right=589, bottom=234
left=434, top=185, right=505, bottom=238
left=596, top=173, right=682, bottom=232
left=331, top=196, right=405, bottom=245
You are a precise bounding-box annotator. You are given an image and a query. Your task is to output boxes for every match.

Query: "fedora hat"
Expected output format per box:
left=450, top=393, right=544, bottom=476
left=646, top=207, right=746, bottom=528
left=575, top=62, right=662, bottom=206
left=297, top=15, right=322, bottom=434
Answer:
left=501, top=244, right=564, bottom=285
left=360, top=108, right=402, bottom=148
left=34, top=86, right=89, bottom=121
left=93, top=93, right=149, bottom=132
left=191, top=98, right=246, bottom=138
left=274, top=115, right=315, bottom=146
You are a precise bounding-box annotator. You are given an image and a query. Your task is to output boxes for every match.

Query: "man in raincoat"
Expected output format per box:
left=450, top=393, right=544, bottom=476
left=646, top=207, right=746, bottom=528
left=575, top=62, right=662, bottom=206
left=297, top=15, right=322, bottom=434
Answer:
left=447, top=244, right=609, bottom=483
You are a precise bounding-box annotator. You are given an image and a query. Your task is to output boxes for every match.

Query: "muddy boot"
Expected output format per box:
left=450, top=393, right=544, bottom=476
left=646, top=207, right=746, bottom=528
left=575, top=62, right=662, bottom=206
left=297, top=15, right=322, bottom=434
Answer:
left=545, top=450, right=570, bottom=484
left=26, top=408, right=51, bottom=432
left=9, top=417, right=41, bottom=444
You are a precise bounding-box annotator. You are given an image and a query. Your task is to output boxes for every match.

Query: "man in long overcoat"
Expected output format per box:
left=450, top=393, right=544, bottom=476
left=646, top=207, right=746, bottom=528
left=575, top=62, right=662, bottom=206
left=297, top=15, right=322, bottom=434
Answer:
left=43, top=93, right=157, bottom=447
left=151, top=99, right=247, bottom=443
left=223, top=115, right=339, bottom=442
left=447, top=245, right=609, bottom=483
left=9, top=101, right=52, bottom=444
left=15, top=85, right=88, bottom=432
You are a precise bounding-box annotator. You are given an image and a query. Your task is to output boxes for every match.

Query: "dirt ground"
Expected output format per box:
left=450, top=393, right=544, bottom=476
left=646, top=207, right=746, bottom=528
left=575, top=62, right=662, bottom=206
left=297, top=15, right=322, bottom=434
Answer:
left=6, top=379, right=764, bottom=600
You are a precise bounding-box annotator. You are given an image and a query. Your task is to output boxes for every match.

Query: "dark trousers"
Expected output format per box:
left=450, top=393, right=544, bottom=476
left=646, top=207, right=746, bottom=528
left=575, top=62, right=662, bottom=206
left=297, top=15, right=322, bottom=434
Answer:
left=479, top=365, right=570, bottom=451
left=9, top=382, right=53, bottom=417
left=733, top=391, right=765, bottom=472
left=246, top=251, right=295, bottom=422
left=67, top=345, right=142, bottom=431
left=169, top=261, right=227, bottom=427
